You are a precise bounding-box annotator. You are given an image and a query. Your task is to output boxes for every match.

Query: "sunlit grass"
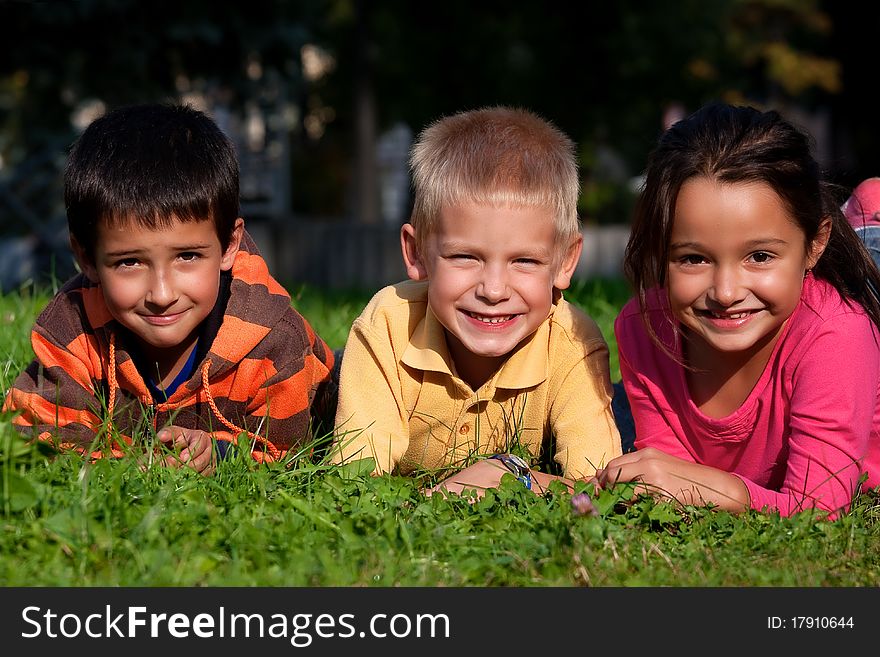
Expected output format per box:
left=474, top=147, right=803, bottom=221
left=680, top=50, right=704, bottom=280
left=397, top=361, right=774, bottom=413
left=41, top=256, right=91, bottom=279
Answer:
left=1, top=280, right=878, bottom=586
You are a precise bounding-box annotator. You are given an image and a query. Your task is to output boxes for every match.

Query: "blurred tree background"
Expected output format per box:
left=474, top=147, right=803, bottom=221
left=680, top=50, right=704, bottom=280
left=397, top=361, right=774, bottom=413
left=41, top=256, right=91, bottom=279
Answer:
left=1, top=0, right=877, bottom=288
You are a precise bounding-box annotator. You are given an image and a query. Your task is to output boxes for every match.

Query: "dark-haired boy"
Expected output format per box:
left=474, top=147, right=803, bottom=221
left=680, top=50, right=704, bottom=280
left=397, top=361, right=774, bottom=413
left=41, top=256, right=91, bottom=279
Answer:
left=3, top=103, right=334, bottom=472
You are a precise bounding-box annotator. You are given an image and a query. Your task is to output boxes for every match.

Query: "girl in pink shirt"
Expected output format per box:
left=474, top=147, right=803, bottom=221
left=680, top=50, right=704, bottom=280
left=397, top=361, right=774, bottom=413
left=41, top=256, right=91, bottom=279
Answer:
left=598, top=102, right=880, bottom=518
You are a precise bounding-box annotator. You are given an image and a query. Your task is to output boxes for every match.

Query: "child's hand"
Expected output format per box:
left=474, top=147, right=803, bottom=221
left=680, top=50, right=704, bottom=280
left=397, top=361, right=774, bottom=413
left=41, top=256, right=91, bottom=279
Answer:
left=594, top=447, right=749, bottom=512
left=427, top=458, right=574, bottom=499
left=157, top=426, right=216, bottom=476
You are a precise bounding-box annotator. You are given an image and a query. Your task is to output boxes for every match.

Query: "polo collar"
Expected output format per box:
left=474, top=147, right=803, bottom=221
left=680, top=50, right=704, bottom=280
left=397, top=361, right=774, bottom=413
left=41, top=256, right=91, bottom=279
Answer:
left=401, top=301, right=556, bottom=391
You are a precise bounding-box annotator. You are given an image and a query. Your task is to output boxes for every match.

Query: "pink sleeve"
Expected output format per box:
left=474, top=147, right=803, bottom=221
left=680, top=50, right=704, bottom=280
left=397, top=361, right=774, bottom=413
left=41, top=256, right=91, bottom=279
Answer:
left=743, top=312, right=878, bottom=518
left=615, top=312, right=695, bottom=462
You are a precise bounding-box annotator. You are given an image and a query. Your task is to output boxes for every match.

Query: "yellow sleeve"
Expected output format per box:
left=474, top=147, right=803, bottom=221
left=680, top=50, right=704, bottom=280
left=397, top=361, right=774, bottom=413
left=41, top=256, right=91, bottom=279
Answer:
left=548, top=329, right=622, bottom=480
left=330, top=317, right=411, bottom=474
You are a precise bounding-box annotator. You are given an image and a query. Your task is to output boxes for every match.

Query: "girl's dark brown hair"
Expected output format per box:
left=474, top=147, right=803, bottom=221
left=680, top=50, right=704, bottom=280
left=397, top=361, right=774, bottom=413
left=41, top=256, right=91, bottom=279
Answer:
left=625, top=101, right=880, bottom=347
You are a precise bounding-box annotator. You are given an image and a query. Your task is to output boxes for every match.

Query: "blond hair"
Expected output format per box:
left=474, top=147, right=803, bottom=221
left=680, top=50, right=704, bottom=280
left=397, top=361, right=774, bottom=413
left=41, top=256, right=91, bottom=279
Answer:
left=409, top=106, right=580, bottom=250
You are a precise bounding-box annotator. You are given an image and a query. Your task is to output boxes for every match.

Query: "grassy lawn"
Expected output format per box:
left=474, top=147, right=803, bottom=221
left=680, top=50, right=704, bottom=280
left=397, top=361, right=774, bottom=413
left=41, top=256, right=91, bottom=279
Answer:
left=1, top=280, right=878, bottom=586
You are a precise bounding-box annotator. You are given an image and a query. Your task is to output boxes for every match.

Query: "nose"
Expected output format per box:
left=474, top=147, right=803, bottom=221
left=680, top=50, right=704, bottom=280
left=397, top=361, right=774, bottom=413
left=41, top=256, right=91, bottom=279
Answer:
left=476, top=263, right=511, bottom=304
left=708, top=264, right=745, bottom=307
left=145, top=268, right=176, bottom=307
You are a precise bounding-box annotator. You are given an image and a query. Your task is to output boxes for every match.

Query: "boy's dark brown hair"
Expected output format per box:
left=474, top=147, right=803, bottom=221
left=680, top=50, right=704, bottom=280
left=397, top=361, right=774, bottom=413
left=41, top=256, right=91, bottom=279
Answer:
left=64, top=102, right=240, bottom=261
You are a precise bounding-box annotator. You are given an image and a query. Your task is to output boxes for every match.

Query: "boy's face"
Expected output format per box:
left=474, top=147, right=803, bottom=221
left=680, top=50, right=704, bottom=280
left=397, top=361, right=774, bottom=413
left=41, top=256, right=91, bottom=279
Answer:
left=75, top=216, right=243, bottom=364
left=401, top=201, right=581, bottom=374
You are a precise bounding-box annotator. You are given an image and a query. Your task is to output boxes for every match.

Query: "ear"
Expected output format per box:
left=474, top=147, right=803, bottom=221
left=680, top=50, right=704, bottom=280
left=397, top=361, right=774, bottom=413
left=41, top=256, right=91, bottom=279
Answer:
left=220, top=218, right=245, bottom=271
left=553, top=235, right=583, bottom=290
left=806, top=217, right=832, bottom=270
left=400, top=223, right=428, bottom=281
left=69, top=235, right=98, bottom=282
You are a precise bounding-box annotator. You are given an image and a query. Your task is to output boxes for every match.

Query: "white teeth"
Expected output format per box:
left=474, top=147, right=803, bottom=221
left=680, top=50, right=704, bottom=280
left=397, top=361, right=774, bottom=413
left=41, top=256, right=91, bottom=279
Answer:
left=468, top=312, right=513, bottom=324
left=709, top=311, right=750, bottom=319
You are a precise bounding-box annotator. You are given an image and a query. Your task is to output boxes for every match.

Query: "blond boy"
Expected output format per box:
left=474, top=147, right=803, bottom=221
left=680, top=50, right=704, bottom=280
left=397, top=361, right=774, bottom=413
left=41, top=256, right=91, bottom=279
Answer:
left=332, top=107, right=620, bottom=490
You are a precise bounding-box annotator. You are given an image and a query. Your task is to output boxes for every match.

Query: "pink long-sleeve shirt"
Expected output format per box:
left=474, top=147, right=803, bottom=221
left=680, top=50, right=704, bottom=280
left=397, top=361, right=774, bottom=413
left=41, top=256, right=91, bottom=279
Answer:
left=614, top=274, right=880, bottom=517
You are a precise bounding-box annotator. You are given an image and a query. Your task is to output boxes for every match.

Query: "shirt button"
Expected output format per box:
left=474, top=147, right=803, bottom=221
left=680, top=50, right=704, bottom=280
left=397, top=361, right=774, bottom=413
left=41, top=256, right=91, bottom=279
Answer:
left=459, top=424, right=470, bottom=434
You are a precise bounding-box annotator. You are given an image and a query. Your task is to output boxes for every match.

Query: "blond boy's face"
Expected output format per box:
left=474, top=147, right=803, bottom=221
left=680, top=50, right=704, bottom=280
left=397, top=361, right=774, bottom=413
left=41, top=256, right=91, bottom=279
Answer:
left=402, top=201, right=581, bottom=379
left=75, top=216, right=243, bottom=370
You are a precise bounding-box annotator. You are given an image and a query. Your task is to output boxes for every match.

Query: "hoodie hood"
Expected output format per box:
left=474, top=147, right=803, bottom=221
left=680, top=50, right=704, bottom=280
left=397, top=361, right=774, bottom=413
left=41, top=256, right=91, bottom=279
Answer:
left=201, top=230, right=294, bottom=379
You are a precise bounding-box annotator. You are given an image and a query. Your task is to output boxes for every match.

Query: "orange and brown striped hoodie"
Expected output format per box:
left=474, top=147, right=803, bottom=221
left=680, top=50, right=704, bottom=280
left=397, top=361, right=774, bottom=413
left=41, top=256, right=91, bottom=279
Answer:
left=2, top=230, right=335, bottom=463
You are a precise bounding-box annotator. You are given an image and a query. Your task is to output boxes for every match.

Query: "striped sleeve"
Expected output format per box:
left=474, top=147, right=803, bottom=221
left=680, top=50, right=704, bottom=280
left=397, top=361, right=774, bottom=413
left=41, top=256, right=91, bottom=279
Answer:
left=2, top=324, right=121, bottom=456
left=2, top=278, right=133, bottom=458
left=198, top=293, right=335, bottom=462
left=241, top=308, right=334, bottom=460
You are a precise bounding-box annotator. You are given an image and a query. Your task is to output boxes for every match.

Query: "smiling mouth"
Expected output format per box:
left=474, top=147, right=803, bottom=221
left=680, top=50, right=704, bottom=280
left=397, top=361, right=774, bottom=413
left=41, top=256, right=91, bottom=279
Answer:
left=142, top=312, right=185, bottom=325
left=464, top=311, right=517, bottom=324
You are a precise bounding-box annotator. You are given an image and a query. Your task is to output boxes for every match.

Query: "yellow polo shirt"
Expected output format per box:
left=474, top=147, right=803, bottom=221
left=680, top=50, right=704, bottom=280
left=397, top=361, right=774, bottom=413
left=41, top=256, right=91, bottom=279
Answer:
left=331, top=280, right=621, bottom=479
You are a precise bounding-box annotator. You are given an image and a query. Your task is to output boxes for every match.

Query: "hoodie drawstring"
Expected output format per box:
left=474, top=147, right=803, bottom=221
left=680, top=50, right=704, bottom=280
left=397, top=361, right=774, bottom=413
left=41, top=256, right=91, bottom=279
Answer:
left=107, top=334, right=280, bottom=461
left=200, top=360, right=281, bottom=460
left=107, top=333, right=118, bottom=425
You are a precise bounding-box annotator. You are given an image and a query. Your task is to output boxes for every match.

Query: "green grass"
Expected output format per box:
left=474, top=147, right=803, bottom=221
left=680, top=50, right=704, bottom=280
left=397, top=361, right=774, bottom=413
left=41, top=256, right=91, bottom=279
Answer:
left=1, top=280, right=878, bottom=586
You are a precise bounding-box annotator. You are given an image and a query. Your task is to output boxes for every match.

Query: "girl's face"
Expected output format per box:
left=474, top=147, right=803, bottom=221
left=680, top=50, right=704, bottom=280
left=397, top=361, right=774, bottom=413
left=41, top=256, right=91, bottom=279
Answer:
left=667, top=177, right=828, bottom=363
